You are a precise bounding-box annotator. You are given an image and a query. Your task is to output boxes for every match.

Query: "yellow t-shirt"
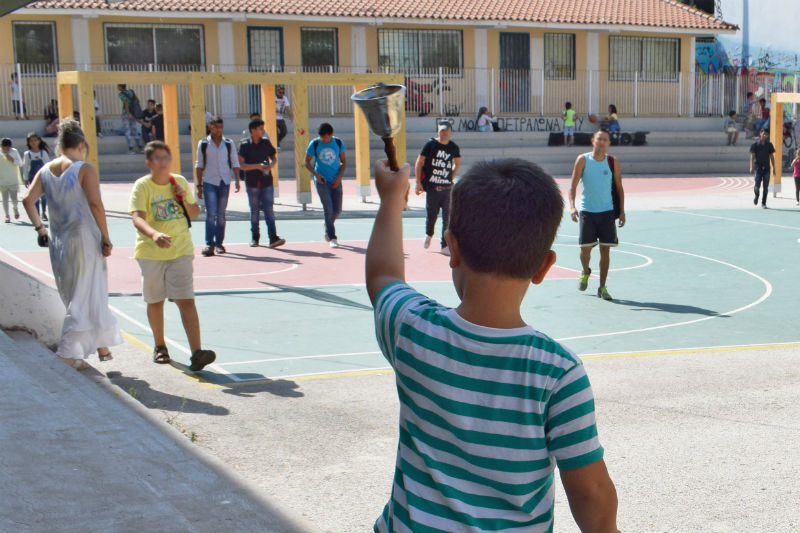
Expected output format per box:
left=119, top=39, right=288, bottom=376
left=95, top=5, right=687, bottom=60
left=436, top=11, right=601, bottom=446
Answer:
left=129, top=174, right=195, bottom=261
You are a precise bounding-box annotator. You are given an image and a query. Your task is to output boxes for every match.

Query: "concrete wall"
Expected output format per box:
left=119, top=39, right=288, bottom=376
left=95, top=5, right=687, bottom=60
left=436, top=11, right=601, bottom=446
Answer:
left=0, top=261, right=64, bottom=348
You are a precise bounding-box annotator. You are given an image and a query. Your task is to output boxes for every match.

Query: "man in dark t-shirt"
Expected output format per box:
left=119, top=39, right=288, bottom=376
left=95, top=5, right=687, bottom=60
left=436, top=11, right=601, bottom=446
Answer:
left=414, top=120, right=461, bottom=255
left=140, top=99, right=157, bottom=143
left=238, top=117, right=285, bottom=248
left=151, top=104, right=165, bottom=141
left=749, top=129, right=776, bottom=208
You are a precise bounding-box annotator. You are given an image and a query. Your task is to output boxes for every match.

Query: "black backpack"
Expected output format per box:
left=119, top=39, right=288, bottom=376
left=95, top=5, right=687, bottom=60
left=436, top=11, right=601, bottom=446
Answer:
left=125, top=89, right=143, bottom=119
left=312, top=137, right=343, bottom=158
left=200, top=138, right=235, bottom=169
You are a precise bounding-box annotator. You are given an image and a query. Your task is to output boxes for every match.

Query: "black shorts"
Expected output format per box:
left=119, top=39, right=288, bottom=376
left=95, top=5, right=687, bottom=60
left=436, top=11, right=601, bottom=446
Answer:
left=579, top=210, right=618, bottom=247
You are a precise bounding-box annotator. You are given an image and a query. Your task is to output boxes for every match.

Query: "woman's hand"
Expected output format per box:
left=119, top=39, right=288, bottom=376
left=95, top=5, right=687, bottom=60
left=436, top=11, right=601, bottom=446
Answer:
left=101, top=236, right=113, bottom=257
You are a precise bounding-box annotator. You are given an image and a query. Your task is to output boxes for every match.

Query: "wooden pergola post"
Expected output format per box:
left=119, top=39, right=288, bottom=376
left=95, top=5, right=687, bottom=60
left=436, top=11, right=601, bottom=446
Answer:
left=188, top=75, right=206, bottom=190
left=293, top=82, right=311, bottom=208
left=353, top=84, right=372, bottom=201
left=161, top=84, right=181, bottom=175
left=260, top=84, right=279, bottom=194
left=770, top=91, right=800, bottom=196
left=75, top=71, right=99, bottom=172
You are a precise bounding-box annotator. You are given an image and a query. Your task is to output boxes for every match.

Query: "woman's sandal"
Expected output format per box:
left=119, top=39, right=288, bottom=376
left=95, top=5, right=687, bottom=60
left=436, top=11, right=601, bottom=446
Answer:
left=60, top=357, right=88, bottom=371
left=152, top=345, right=171, bottom=364
left=98, top=351, right=113, bottom=362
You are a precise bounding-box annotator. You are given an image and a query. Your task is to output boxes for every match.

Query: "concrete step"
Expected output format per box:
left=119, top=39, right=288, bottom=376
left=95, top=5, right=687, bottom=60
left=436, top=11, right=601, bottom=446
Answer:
left=0, top=329, right=308, bottom=533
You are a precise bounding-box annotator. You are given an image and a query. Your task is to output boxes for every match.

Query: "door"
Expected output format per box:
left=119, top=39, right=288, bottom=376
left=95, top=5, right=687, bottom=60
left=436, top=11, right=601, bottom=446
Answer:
left=499, top=32, right=530, bottom=113
left=248, top=27, right=284, bottom=113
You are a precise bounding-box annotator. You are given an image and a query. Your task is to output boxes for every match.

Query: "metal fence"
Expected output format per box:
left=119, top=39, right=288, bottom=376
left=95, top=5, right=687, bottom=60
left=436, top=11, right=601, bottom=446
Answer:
left=2, top=62, right=798, bottom=122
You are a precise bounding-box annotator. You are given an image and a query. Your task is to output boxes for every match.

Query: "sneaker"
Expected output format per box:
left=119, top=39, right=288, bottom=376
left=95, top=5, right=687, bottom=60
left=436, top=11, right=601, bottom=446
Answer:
left=330, top=239, right=339, bottom=248
left=423, top=235, right=432, bottom=249
left=269, top=237, right=286, bottom=248
left=578, top=268, right=591, bottom=291
left=189, top=349, right=216, bottom=372
left=201, top=246, right=215, bottom=257
left=42, top=213, right=48, bottom=221
left=324, top=234, right=331, bottom=243
left=250, top=239, right=259, bottom=247
left=762, top=204, right=767, bottom=209
left=128, top=148, right=135, bottom=155
left=441, top=245, right=451, bottom=256
left=753, top=196, right=758, bottom=206
left=215, top=245, right=226, bottom=254
left=597, top=286, right=613, bottom=301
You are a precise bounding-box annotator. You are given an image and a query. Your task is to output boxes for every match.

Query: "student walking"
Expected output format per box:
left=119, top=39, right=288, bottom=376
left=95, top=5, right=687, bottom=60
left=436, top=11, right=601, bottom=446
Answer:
left=117, top=84, right=143, bottom=154
left=569, top=129, right=626, bottom=301
left=0, top=138, right=22, bottom=223
left=21, top=119, right=121, bottom=369
left=305, top=123, right=346, bottom=248
left=129, top=141, right=216, bottom=371
left=10, top=73, right=28, bottom=120
left=749, top=129, right=776, bottom=208
left=194, top=115, right=241, bottom=256
left=367, top=157, right=619, bottom=533
left=414, top=120, right=461, bottom=255
left=275, top=86, right=293, bottom=149
left=723, top=110, right=739, bottom=146
left=239, top=117, right=285, bottom=248
left=22, top=132, right=52, bottom=221
left=792, top=149, right=800, bottom=206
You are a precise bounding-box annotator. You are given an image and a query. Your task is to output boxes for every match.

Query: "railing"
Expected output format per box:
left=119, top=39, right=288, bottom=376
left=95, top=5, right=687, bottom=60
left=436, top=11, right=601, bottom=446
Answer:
left=2, top=63, right=798, bottom=122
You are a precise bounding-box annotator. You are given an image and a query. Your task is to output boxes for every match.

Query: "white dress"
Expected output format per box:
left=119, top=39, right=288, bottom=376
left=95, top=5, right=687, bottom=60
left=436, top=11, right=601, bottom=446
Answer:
left=40, top=160, right=122, bottom=358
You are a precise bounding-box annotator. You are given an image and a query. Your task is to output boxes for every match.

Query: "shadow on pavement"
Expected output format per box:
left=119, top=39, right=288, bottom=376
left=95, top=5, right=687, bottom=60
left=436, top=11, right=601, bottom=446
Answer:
left=106, top=371, right=231, bottom=414
left=259, top=281, right=372, bottom=311
left=220, top=378, right=304, bottom=398
left=610, top=299, right=728, bottom=317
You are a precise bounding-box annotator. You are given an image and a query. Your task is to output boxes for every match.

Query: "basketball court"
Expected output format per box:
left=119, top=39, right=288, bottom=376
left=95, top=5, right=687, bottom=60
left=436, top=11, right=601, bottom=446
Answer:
left=2, top=174, right=799, bottom=386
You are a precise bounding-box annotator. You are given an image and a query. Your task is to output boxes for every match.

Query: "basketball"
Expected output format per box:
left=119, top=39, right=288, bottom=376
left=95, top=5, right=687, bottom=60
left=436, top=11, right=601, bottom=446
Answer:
left=588, top=113, right=598, bottom=123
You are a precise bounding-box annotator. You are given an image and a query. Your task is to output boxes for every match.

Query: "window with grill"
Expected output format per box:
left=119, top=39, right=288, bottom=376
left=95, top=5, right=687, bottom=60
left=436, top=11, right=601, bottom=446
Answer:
left=301, top=28, right=338, bottom=71
left=104, top=24, right=205, bottom=70
left=609, top=36, right=680, bottom=82
left=544, top=33, right=575, bottom=80
left=378, top=29, right=462, bottom=74
left=13, top=22, right=58, bottom=69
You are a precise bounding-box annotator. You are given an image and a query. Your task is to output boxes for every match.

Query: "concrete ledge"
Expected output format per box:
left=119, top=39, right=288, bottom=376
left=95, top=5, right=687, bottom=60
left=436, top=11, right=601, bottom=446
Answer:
left=0, top=260, right=64, bottom=348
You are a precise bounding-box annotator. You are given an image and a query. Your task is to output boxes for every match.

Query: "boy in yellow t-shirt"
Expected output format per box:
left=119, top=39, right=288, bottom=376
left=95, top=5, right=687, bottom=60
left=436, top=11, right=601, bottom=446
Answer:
left=129, top=141, right=216, bottom=371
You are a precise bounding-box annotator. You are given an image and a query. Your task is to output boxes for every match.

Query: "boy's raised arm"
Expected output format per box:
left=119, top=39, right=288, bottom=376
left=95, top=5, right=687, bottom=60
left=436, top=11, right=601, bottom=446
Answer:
left=366, top=159, right=411, bottom=304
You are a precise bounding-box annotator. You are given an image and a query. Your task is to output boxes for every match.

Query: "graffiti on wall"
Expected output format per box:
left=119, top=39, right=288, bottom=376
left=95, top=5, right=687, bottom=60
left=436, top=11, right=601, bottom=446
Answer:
left=434, top=116, right=585, bottom=132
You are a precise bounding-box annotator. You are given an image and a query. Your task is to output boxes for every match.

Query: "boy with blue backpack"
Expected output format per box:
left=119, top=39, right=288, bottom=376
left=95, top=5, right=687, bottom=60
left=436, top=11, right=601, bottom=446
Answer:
left=305, top=123, right=346, bottom=248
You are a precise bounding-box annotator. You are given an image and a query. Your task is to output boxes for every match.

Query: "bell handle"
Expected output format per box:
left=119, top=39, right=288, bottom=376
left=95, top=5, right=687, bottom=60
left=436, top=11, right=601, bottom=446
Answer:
left=382, top=137, right=399, bottom=171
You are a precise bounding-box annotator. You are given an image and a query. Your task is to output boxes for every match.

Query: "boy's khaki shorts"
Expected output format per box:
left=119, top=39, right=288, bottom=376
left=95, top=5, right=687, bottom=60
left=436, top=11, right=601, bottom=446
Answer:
left=137, top=255, right=194, bottom=303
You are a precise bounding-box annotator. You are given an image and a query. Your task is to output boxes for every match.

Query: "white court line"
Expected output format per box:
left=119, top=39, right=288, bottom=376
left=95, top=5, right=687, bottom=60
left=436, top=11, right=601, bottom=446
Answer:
left=661, top=209, right=800, bottom=231
left=258, top=366, right=392, bottom=381
left=580, top=339, right=800, bottom=358
left=554, top=246, right=653, bottom=274
left=217, top=350, right=381, bottom=366
left=556, top=241, right=772, bottom=341
left=0, top=246, right=235, bottom=379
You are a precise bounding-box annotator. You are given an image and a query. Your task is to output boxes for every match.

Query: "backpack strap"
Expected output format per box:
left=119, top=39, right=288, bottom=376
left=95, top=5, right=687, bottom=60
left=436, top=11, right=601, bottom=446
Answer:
left=607, top=154, right=615, bottom=173
left=313, top=138, right=320, bottom=158
left=200, top=138, right=233, bottom=169
left=200, top=139, right=208, bottom=168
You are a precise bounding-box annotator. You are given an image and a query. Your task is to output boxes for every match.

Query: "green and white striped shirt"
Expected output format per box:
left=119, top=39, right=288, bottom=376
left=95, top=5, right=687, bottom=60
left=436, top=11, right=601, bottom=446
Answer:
left=373, top=282, right=604, bottom=533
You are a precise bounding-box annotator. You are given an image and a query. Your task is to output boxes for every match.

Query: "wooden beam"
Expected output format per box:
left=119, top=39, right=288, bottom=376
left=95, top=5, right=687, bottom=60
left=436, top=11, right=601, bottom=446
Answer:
left=353, top=84, right=372, bottom=200
left=770, top=93, right=784, bottom=188
left=161, top=84, right=181, bottom=175
left=188, top=77, right=206, bottom=192
left=58, top=83, right=73, bottom=121
left=773, top=92, right=800, bottom=104
left=292, top=83, right=311, bottom=207
left=260, top=84, right=279, bottom=194
left=76, top=71, right=99, bottom=174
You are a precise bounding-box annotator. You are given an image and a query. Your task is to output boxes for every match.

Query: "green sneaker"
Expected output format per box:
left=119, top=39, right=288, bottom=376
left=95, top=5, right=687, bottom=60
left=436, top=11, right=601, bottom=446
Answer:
left=578, top=268, right=591, bottom=291
left=597, top=286, right=613, bottom=301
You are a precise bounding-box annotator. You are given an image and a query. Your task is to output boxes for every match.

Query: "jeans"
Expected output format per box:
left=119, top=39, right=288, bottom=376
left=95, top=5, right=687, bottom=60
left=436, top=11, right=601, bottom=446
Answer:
left=425, top=187, right=452, bottom=247
left=141, top=125, right=153, bottom=144
left=246, top=185, right=278, bottom=242
left=277, top=119, right=287, bottom=147
left=123, top=115, right=142, bottom=149
left=794, top=177, right=800, bottom=202
left=756, top=118, right=770, bottom=131
left=316, top=181, right=343, bottom=240
left=203, top=181, right=230, bottom=246
left=754, top=167, right=770, bottom=205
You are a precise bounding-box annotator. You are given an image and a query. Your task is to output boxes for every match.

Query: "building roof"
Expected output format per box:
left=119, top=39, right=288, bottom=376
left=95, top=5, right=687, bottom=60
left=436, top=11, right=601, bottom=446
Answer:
left=26, top=0, right=738, bottom=32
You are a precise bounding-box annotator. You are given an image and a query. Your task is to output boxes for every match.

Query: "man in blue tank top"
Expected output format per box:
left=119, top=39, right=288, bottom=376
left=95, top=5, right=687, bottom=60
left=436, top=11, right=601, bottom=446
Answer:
left=568, top=130, right=626, bottom=300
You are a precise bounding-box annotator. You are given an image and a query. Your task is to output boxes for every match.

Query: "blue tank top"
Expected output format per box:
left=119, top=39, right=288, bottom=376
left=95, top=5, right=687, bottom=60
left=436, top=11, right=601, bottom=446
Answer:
left=580, top=152, right=613, bottom=213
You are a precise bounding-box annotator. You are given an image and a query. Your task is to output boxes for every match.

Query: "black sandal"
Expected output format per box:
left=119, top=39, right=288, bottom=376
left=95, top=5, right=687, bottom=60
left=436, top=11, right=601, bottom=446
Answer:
left=153, top=345, right=171, bottom=364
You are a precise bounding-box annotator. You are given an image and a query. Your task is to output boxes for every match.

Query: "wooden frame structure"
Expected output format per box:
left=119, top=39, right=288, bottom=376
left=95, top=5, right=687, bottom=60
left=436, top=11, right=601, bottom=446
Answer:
left=770, top=91, right=800, bottom=194
left=56, top=71, right=406, bottom=205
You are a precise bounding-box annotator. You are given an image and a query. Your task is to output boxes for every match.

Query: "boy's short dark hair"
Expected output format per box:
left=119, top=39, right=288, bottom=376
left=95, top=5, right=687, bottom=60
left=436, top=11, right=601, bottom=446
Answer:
left=1, top=138, right=12, bottom=147
left=144, top=140, right=171, bottom=159
left=760, top=128, right=769, bottom=135
left=759, top=98, right=766, bottom=104
left=147, top=99, right=156, bottom=105
left=155, top=103, right=163, bottom=110
left=250, top=112, right=261, bottom=119
left=318, top=123, right=334, bottom=136
left=449, top=159, right=563, bottom=279
left=565, top=102, right=572, bottom=109
left=729, top=110, right=736, bottom=117
left=249, top=118, right=265, bottom=131
left=747, top=92, right=753, bottom=98
left=208, top=115, right=224, bottom=125
left=118, top=84, right=127, bottom=90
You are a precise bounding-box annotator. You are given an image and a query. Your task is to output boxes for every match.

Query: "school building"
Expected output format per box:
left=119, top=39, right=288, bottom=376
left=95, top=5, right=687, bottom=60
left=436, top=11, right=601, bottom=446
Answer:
left=1, top=0, right=737, bottom=122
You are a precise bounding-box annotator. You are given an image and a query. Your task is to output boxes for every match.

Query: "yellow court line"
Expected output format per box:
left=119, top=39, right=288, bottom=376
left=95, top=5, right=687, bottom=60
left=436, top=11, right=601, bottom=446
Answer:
left=581, top=342, right=800, bottom=360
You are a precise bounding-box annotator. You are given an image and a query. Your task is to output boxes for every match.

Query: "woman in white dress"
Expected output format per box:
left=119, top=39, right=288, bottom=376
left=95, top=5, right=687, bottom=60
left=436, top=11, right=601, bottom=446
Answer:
left=22, top=118, right=122, bottom=370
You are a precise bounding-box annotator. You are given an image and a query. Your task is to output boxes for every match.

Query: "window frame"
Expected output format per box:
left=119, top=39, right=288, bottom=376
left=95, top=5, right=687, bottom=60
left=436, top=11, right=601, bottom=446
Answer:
left=300, top=27, right=339, bottom=71
left=544, top=33, right=575, bottom=80
left=609, top=35, right=680, bottom=82
left=377, top=28, right=463, bottom=77
left=12, top=21, right=59, bottom=73
left=103, top=22, right=206, bottom=70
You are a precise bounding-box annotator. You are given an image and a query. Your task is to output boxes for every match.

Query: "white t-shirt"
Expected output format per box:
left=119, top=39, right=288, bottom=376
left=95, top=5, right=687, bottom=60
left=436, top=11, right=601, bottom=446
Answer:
left=10, top=81, right=20, bottom=101
left=276, top=95, right=290, bottom=120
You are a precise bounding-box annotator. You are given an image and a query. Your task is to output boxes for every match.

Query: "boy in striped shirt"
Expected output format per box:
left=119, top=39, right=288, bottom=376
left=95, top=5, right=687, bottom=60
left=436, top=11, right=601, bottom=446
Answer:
left=366, top=158, right=618, bottom=533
